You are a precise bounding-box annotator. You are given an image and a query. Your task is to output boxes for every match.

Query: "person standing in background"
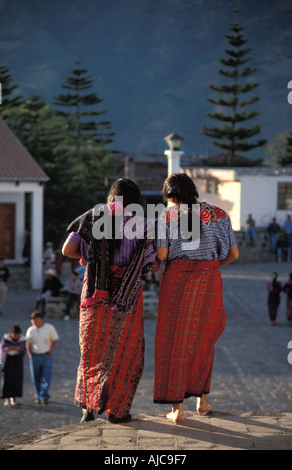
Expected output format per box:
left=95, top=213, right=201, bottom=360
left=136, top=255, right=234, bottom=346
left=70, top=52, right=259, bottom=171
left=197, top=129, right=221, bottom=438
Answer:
left=0, top=258, right=9, bottom=315
left=267, top=272, right=282, bottom=326
left=267, top=218, right=281, bottom=254
left=63, top=271, right=82, bottom=320
left=244, top=214, right=256, bottom=242
left=25, top=311, right=59, bottom=405
left=284, top=215, right=292, bottom=261
left=283, top=272, right=292, bottom=323
left=1, top=323, right=26, bottom=406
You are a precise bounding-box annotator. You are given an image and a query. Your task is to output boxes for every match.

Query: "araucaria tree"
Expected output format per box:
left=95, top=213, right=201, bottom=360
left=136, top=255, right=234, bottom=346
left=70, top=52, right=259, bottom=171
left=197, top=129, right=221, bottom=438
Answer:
left=53, top=61, right=118, bottom=220
left=0, top=63, right=23, bottom=129
left=201, top=10, right=266, bottom=164
left=54, top=61, right=114, bottom=147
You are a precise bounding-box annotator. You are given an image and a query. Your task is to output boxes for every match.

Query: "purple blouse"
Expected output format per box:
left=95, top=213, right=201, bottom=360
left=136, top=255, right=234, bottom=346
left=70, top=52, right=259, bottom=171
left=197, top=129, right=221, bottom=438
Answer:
left=67, top=216, right=156, bottom=269
left=1, top=334, right=26, bottom=363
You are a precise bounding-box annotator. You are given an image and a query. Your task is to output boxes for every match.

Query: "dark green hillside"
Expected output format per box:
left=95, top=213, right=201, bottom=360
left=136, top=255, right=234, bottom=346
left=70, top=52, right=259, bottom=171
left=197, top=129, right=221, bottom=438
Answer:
left=0, top=0, right=291, bottom=158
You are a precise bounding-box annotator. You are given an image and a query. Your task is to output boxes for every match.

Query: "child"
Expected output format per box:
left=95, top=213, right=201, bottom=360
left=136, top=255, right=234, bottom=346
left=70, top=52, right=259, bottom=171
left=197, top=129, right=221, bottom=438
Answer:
left=1, top=324, right=26, bottom=406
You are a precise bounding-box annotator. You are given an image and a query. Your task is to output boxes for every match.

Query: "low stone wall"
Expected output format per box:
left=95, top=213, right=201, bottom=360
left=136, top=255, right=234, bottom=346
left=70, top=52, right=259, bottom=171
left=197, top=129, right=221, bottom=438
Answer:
left=46, top=293, right=79, bottom=319
left=45, top=288, right=159, bottom=319
left=235, top=229, right=277, bottom=263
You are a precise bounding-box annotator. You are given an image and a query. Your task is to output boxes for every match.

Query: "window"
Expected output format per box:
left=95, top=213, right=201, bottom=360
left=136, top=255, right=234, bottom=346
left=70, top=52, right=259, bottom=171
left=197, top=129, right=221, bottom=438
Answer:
left=206, top=179, right=219, bottom=194
left=206, top=179, right=213, bottom=193
left=278, top=182, right=292, bottom=210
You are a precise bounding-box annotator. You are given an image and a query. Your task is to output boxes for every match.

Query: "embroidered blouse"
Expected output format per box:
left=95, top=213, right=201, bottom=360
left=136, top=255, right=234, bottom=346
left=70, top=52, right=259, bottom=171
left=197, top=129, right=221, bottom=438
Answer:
left=156, top=202, right=237, bottom=261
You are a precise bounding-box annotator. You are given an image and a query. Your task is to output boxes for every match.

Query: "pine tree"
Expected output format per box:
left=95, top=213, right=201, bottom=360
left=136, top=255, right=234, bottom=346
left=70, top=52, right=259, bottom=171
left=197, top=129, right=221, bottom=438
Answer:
left=16, top=95, right=67, bottom=161
left=14, top=95, right=74, bottom=244
left=201, top=9, right=266, bottom=165
left=280, top=131, right=292, bottom=166
left=53, top=61, right=114, bottom=148
left=0, top=63, right=23, bottom=128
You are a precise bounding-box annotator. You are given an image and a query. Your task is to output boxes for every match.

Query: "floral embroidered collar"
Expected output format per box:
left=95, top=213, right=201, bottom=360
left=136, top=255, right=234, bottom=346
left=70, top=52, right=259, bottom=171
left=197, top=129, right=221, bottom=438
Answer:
left=200, top=202, right=227, bottom=226
left=164, top=202, right=227, bottom=227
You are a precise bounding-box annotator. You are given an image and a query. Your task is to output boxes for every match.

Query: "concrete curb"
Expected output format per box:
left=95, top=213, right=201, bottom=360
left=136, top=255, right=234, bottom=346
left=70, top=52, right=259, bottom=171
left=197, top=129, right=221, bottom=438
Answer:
left=1, top=411, right=292, bottom=451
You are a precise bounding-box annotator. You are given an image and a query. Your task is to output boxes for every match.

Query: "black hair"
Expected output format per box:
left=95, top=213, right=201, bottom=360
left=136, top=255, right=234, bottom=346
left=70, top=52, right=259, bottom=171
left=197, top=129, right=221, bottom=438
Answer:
left=272, top=272, right=278, bottom=290
left=9, top=323, right=21, bottom=335
left=107, top=178, right=141, bottom=207
left=162, top=173, right=199, bottom=240
left=106, top=178, right=142, bottom=260
left=162, top=173, right=199, bottom=205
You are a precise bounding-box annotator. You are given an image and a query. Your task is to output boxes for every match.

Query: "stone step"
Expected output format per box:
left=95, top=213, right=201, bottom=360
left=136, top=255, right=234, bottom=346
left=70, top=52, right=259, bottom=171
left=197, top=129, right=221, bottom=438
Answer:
left=5, top=264, right=31, bottom=290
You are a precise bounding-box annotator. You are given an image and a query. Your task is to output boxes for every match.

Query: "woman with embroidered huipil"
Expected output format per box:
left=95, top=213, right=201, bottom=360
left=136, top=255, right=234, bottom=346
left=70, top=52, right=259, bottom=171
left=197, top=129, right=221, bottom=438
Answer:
left=154, top=173, right=239, bottom=422
left=62, top=179, right=157, bottom=424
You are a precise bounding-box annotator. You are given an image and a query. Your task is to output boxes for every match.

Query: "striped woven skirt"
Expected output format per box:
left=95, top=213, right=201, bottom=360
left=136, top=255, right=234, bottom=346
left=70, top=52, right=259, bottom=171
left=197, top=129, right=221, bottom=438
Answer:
left=75, top=265, right=144, bottom=419
left=154, top=259, right=226, bottom=404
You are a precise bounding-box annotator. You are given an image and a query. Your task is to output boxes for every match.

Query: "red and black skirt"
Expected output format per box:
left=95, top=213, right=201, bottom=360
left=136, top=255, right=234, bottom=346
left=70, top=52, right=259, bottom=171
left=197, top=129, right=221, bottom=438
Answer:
left=75, top=265, right=144, bottom=419
left=154, top=259, right=226, bottom=404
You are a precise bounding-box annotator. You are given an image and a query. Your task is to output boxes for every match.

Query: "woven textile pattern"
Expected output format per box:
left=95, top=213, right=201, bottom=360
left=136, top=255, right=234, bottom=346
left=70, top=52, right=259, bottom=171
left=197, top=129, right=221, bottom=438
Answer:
left=75, top=266, right=144, bottom=418
left=154, top=259, right=226, bottom=404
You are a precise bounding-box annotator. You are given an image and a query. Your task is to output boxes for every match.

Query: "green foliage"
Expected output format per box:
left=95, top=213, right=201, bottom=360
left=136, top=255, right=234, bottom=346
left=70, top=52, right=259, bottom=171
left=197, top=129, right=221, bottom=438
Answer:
left=201, top=9, right=266, bottom=164
left=0, top=62, right=119, bottom=246
left=0, top=63, right=23, bottom=129
left=53, top=61, right=114, bottom=147
left=0, top=64, right=23, bottom=109
left=280, top=130, right=292, bottom=167
left=264, top=132, right=289, bottom=167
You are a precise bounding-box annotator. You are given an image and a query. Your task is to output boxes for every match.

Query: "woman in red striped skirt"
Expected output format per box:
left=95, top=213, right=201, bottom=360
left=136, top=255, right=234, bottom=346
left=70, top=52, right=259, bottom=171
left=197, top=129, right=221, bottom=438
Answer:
left=154, top=173, right=239, bottom=422
left=62, top=179, right=157, bottom=423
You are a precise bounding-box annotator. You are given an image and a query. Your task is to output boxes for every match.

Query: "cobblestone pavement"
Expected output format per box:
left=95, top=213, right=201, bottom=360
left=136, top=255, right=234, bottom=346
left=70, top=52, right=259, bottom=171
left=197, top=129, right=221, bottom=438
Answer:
left=0, top=261, right=292, bottom=440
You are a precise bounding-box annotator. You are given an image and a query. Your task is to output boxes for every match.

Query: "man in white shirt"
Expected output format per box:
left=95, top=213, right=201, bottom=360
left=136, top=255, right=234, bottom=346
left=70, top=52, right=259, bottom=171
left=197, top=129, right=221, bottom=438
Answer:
left=25, top=311, right=59, bottom=404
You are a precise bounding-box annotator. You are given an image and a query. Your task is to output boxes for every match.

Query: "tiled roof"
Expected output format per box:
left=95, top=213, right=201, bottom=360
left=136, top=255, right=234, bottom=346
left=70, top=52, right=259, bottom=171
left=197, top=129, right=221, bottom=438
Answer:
left=200, top=151, right=263, bottom=167
left=0, top=118, right=49, bottom=182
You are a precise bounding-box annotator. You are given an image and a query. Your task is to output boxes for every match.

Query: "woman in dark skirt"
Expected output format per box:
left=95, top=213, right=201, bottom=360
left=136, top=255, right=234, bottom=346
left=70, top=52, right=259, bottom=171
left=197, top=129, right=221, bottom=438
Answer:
left=1, top=324, right=26, bottom=406
left=267, top=272, right=282, bottom=326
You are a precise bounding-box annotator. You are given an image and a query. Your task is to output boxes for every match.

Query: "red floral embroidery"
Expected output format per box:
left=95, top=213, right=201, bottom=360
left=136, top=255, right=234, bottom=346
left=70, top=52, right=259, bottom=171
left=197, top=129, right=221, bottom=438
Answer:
left=213, top=206, right=226, bottom=218
left=200, top=203, right=227, bottom=226
left=166, top=206, right=179, bottom=223
left=200, top=208, right=211, bottom=224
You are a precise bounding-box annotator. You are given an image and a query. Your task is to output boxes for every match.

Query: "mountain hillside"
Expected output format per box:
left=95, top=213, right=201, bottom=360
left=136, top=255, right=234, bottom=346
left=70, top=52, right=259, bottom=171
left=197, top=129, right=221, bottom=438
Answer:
left=0, top=0, right=291, bottom=159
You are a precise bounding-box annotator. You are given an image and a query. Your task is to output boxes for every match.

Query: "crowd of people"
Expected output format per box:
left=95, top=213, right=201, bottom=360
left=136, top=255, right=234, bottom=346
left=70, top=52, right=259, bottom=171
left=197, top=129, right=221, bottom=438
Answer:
left=244, top=214, right=292, bottom=262
left=266, top=215, right=292, bottom=261
left=0, top=257, right=81, bottom=407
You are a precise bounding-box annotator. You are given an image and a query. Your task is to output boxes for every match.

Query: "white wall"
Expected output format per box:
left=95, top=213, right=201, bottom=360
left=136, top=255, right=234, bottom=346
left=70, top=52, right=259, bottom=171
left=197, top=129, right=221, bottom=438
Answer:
left=186, top=168, right=241, bottom=230
left=187, top=167, right=292, bottom=231
left=240, top=175, right=292, bottom=229
left=0, top=181, right=44, bottom=289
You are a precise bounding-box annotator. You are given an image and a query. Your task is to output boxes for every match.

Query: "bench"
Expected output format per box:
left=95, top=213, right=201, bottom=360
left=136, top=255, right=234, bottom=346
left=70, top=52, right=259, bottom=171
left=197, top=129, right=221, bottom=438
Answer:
left=46, top=294, right=79, bottom=319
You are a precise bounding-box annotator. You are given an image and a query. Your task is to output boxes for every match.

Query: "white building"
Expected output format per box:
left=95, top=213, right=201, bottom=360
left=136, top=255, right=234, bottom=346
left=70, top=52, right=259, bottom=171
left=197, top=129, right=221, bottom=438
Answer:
left=0, top=118, right=49, bottom=289
left=183, top=165, right=292, bottom=231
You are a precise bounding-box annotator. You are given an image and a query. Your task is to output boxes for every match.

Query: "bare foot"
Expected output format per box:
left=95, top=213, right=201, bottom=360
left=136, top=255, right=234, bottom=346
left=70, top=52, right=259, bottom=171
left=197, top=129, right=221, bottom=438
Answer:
left=166, top=404, right=184, bottom=422
left=196, top=394, right=213, bottom=415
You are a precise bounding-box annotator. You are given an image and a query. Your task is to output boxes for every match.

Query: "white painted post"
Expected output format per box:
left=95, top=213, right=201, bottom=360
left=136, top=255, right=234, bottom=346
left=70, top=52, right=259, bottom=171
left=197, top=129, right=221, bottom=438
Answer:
left=30, top=185, right=44, bottom=290
left=164, top=149, right=184, bottom=176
